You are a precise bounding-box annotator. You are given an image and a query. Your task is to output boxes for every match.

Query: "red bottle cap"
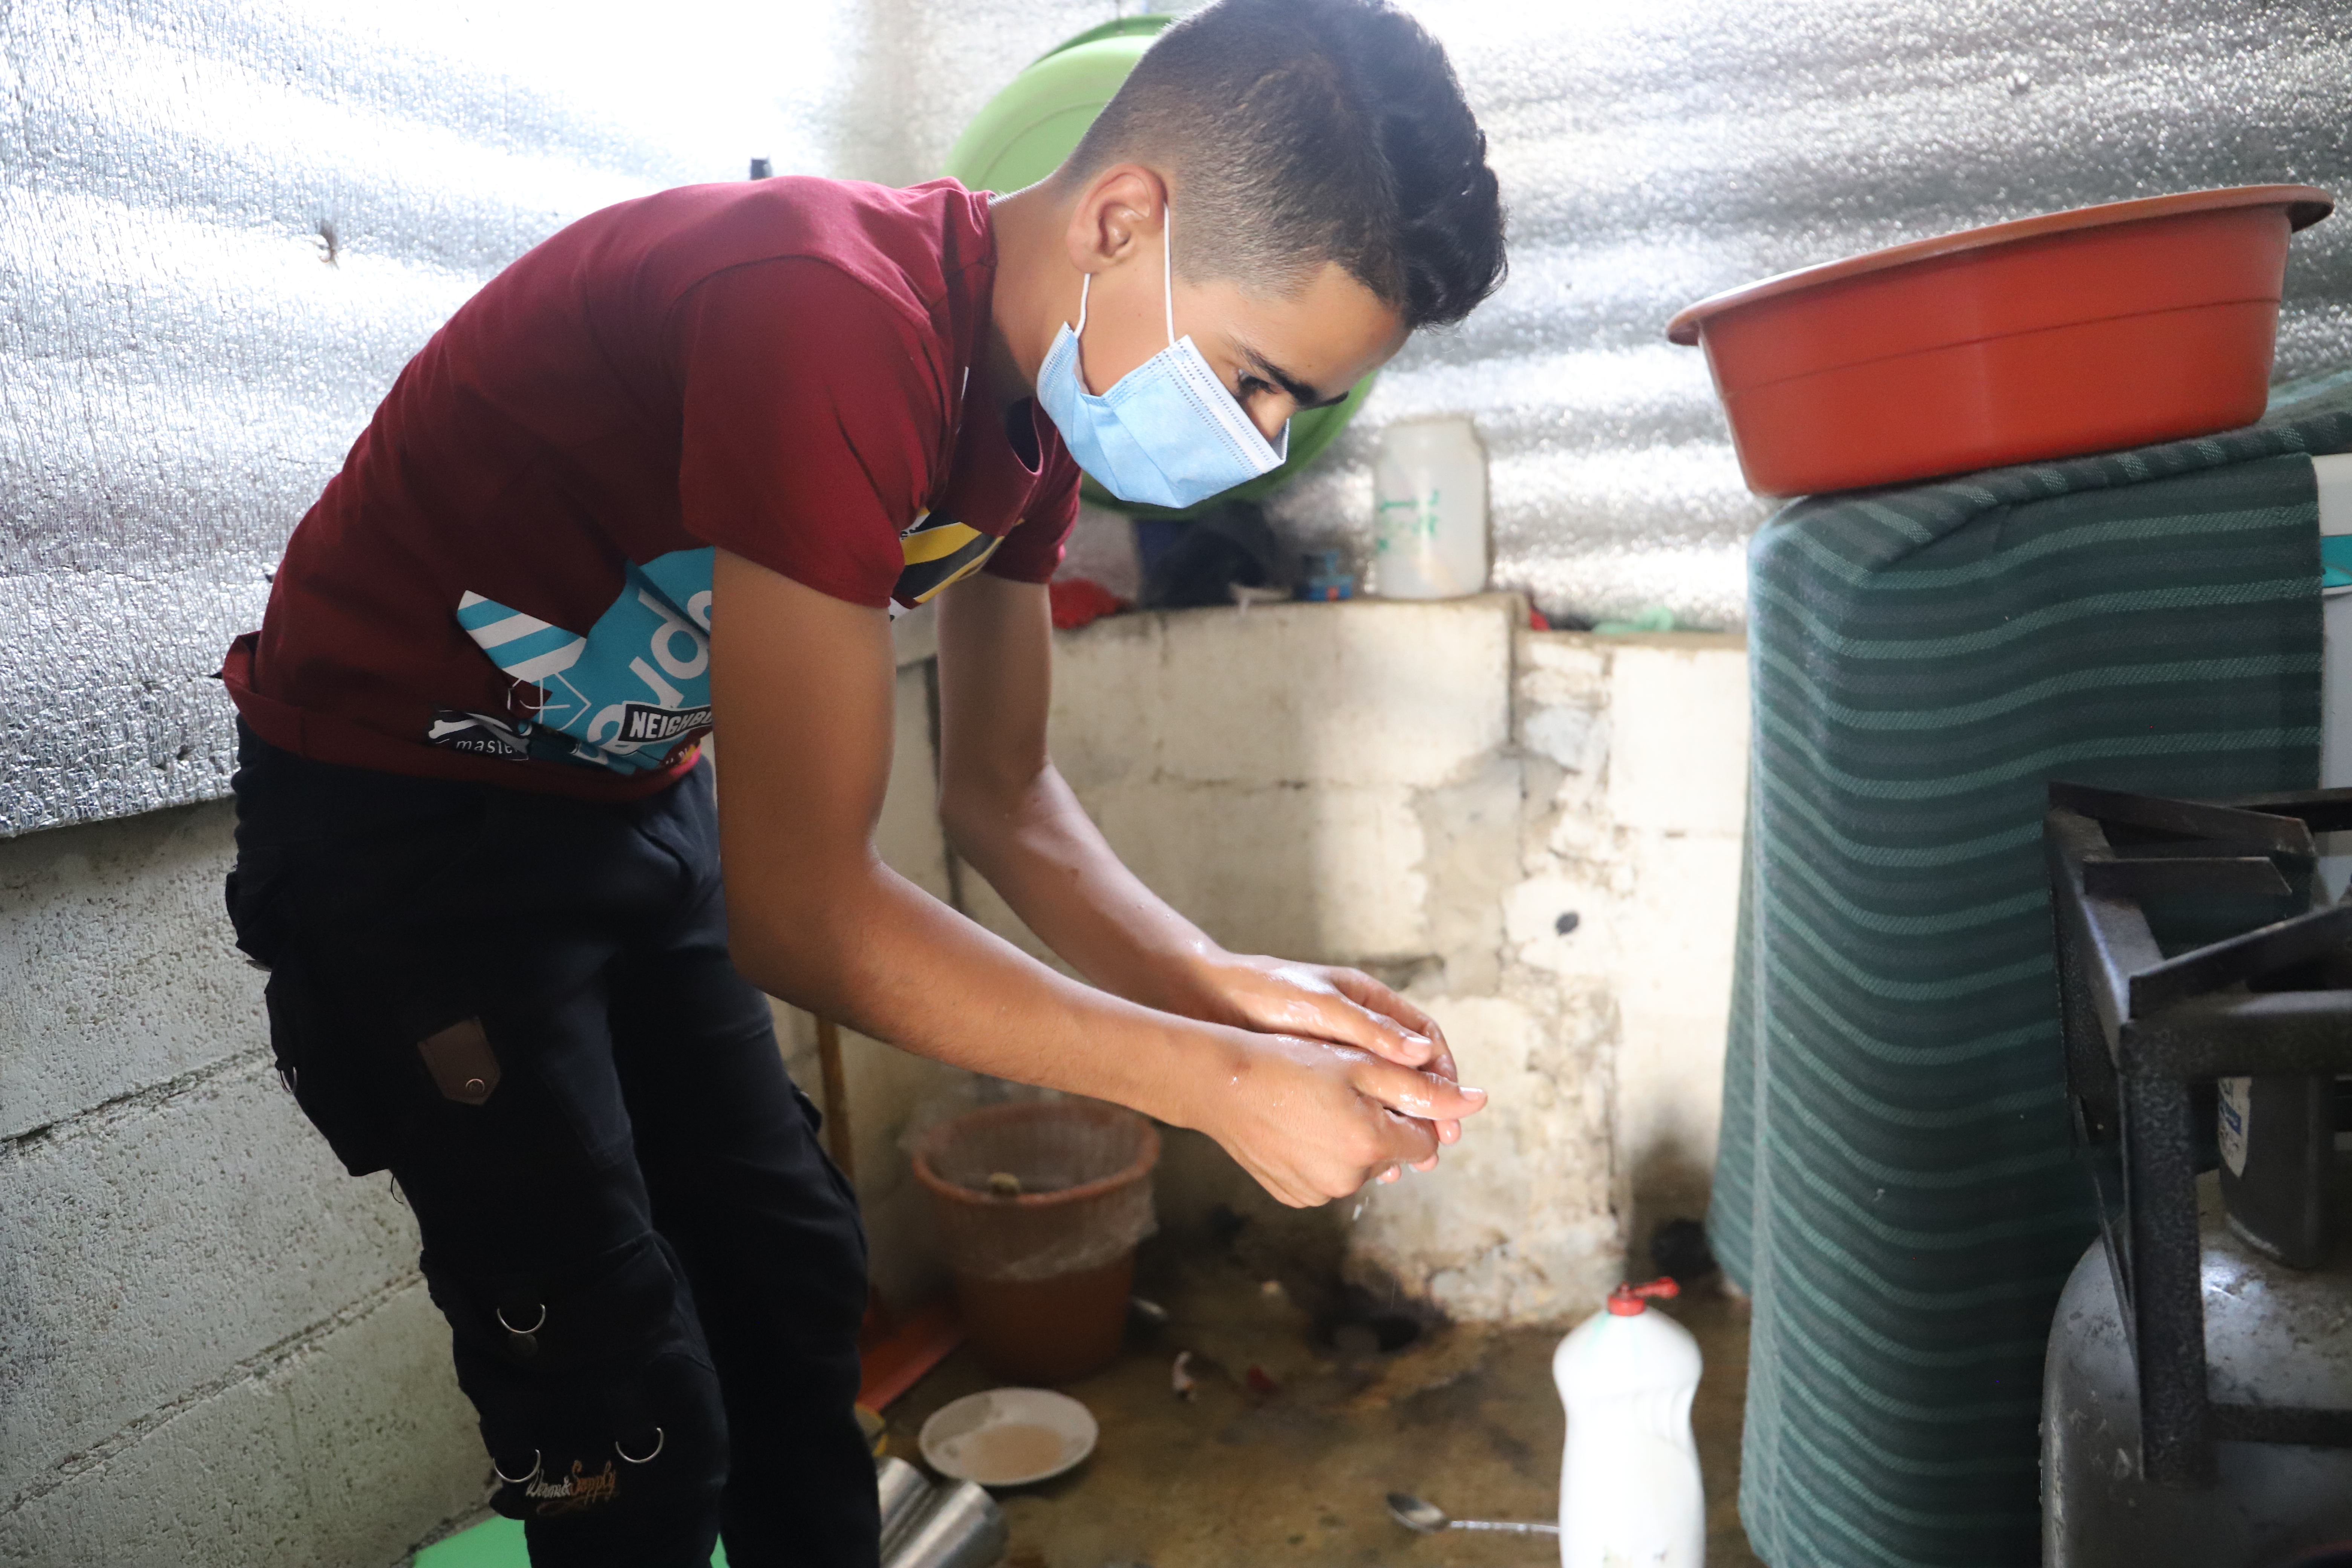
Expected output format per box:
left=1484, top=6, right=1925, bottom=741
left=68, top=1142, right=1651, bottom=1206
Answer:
left=1606, top=1277, right=1680, bottom=1316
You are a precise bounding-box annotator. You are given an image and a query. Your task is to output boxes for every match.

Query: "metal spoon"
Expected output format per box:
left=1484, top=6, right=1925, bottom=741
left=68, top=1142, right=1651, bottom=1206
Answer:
left=1386, top=1491, right=1560, bottom=1536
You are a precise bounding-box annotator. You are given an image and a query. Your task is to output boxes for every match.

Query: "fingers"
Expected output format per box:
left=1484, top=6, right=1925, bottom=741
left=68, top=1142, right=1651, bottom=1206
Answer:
left=1213, top=1029, right=1487, bottom=1211
left=1328, top=971, right=1465, bottom=1148
left=1328, top=966, right=1444, bottom=1044
left=1228, top=1146, right=1320, bottom=1209
left=1375, top=1104, right=1441, bottom=1169
left=1245, top=963, right=1438, bottom=1068
left=1325, top=977, right=1459, bottom=1154
left=1341, top=1048, right=1481, bottom=1175
left=1421, top=1028, right=1462, bottom=1148
left=1346, top=1054, right=1488, bottom=1124
left=1317, top=967, right=1445, bottom=1069
left=1315, top=995, right=1438, bottom=1069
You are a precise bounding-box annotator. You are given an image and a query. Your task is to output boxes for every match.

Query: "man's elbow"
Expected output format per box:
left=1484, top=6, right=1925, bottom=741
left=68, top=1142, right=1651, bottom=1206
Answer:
left=936, top=770, right=1026, bottom=863
left=722, top=897, right=803, bottom=1003
left=936, top=787, right=986, bottom=862
left=721, top=868, right=856, bottom=1005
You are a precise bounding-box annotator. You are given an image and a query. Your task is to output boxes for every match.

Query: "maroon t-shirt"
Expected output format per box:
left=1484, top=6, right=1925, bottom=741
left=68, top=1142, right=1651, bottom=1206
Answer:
left=222, top=176, right=1078, bottom=798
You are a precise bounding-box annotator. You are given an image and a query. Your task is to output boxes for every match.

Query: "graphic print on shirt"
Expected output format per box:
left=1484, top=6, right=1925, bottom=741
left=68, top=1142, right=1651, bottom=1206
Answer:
left=438, top=548, right=715, bottom=773
left=893, top=509, right=1006, bottom=614
left=435, top=513, right=1021, bottom=769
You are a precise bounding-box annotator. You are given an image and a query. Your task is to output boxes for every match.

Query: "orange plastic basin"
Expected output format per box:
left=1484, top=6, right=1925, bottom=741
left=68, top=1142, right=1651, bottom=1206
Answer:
left=1666, top=185, right=2334, bottom=497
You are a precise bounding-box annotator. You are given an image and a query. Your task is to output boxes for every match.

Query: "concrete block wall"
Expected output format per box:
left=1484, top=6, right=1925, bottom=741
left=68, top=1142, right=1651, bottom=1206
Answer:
left=1505, top=632, right=1752, bottom=1252
left=0, top=638, right=985, bottom=1567
left=0, top=599, right=1747, bottom=1568
left=956, top=596, right=1751, bottom=1325
left=0, top=806, right=483, bottom=1567
left=957, top=597, right=1515, bottom=968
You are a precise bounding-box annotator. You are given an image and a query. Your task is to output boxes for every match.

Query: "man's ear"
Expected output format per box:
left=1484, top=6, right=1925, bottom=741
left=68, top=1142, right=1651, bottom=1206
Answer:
left=1062, top=163, right=1168, bottom=276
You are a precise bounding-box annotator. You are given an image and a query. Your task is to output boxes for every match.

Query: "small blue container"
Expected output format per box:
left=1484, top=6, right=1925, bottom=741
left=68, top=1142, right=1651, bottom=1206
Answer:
left=1296, top=550, right=1355, bottom=602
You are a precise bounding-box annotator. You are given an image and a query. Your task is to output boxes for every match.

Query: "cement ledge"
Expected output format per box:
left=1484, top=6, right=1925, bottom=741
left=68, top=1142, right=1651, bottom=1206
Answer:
left=1525, top=627, right=1748, bottom=651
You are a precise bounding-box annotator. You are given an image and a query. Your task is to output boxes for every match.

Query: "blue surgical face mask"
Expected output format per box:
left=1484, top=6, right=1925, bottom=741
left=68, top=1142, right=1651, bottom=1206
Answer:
left=1034, top=204, right=1288, bottom=510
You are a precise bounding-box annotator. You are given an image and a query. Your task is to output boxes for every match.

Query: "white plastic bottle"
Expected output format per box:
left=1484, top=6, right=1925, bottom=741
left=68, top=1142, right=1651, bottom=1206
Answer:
left=1372, top=416, right=1488, bottom=598
left=1554, top=1277, right=1705, bottom=1568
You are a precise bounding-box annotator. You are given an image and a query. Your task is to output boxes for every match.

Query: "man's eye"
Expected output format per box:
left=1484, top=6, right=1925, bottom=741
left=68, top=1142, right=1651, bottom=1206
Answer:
left=1237, top=375, right=1273, bottom=399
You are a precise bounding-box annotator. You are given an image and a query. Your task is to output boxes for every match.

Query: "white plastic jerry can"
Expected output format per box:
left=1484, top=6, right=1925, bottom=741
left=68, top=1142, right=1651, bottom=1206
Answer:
left=1554, top=1277, right=1705, bottom=1568
left=1372, top=416, right=1489, bottom=598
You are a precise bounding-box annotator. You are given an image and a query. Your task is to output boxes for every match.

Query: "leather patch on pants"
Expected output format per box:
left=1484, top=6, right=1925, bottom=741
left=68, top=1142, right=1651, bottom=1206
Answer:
left=418, top=1018, right=501, bottom=1105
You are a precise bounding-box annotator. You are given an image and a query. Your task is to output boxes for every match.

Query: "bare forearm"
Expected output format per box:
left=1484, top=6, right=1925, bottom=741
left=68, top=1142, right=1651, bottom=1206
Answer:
left=931, top=576, right=1228, bottom=1013
left=727, top=851, right=1220, bottom=1126
left=706, top=552, right=1477, bottom=1209
left=942, top=764, right=1225, bottom=1013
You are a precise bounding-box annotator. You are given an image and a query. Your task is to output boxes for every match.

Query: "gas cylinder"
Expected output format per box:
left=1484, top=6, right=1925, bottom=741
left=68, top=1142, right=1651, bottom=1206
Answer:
left=1554, top=1277, right=1705, bottom=1568
left=2042, top=1166, right=2352, bottom=1566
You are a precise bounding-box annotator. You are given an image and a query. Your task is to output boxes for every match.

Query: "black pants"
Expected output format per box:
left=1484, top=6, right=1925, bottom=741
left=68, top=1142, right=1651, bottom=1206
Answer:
left=227, top=726, right=876, bottom=1568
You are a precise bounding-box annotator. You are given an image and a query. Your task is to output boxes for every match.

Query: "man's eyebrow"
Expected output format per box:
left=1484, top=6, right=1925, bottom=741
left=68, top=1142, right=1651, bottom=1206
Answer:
left=1235, top=343, right=1348, bottom=410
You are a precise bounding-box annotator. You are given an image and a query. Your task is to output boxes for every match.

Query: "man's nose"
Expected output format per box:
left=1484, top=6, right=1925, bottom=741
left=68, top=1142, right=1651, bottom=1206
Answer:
left=1249, top=395, right=1294, bottom=444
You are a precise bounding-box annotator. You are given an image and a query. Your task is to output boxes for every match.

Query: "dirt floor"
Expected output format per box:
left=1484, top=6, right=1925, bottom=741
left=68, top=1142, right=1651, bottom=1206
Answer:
left=883, top=1240, right=1762, bottom=1568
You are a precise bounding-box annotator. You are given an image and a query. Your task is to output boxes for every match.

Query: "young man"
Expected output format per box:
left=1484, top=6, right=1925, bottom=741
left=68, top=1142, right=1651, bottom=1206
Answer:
left=219, top=0, right=1507, bottom=1562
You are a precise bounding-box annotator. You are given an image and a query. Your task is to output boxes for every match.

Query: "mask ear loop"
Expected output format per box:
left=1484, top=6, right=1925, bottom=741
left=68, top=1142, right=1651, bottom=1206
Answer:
left=1161, top=200, right=1177, bottom=346
left=1066, top=196, right=1171, bottom=355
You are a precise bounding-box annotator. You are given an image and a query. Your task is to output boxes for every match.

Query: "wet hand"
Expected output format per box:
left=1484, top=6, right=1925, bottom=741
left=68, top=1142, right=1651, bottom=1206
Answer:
left=1188, top=1029, right=1486, bottom=1208
left=1185, top=953, right=1463, bottom=1168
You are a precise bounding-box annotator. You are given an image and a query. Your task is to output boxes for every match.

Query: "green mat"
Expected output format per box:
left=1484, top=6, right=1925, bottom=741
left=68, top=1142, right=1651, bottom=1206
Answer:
left=414, top=1515, right=729, bottom=1566
left=1708, top=374, right=2352, bottom=1568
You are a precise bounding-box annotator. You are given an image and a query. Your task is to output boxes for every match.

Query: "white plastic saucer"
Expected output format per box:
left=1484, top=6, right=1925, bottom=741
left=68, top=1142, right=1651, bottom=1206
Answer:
left=919, top=1387, right=1098, bottom=1487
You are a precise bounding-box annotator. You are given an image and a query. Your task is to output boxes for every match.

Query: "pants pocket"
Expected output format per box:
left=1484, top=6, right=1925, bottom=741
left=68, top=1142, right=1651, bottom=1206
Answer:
left=425, top=1237, right=729, bottom=1530
left=790, top=1084, right=863, bottom=1216
left=233, top=833, right=480, bottom=1179
left=263, top=953, right=398, bottom=1178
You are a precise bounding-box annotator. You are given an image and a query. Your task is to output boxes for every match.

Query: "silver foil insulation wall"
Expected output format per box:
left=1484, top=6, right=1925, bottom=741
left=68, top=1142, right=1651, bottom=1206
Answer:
left=0, top=0, right=1144, bottom=834
left=8, top=0, right=2352, bottom=831
left=1282, top=0, right=2352, bottom=634
left=0, top=0, right=864, bottom=833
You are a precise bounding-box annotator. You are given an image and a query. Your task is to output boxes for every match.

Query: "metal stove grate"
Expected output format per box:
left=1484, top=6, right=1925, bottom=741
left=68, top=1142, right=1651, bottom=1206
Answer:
left=2046, top=781, right=2352, bottom=1485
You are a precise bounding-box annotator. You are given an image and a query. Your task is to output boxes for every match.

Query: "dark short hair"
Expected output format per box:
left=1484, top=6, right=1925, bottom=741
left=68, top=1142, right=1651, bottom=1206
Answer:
left=1061, top=0, right=1507, bottom=329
